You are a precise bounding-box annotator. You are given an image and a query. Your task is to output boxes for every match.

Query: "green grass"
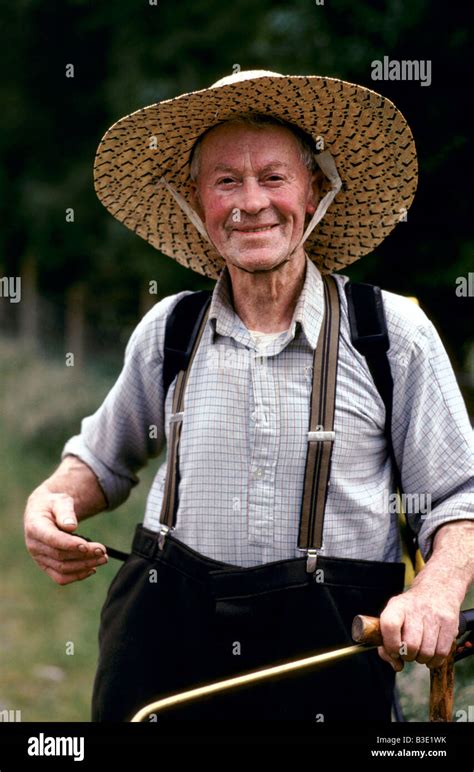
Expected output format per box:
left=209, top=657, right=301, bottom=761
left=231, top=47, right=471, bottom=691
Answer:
left=0, top=336, right=472, bottom=722
left=0, top=337, right=159, bottom=721
left=0, top=430, right=159, bottom=721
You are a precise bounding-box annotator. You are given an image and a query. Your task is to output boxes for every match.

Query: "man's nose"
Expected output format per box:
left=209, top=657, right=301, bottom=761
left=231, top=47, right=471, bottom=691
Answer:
left=236, top=178, right=271, bottom=214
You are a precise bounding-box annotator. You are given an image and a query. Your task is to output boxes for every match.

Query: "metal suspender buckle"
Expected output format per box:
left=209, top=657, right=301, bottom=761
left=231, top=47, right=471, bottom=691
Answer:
left=307, top=430, right=335, bottom=442
left=306, top=549, right=319, bottom=574
left=158, top=524, right=171, bottom=552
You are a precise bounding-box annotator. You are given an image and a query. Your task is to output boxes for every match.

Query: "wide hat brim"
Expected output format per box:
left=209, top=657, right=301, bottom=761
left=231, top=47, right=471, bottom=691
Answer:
left=93, top=72, right=418, bottom=279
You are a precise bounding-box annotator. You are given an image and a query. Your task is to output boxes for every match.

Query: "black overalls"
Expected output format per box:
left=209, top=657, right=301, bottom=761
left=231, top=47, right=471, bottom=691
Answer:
left=91, top=276, right=405, bottom=722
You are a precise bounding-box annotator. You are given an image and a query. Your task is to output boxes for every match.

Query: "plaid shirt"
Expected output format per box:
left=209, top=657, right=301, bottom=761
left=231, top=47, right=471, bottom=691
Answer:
left=62, top=256, right=473, bottom=567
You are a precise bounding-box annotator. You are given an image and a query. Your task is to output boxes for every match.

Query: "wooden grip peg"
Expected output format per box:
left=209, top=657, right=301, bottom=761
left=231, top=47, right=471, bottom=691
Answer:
left=351, top=614, right=383, bottom=646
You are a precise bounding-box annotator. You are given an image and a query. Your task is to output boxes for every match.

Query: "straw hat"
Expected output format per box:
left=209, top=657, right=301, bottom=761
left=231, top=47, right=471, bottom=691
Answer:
left=93, top=70, right=418, bottom=279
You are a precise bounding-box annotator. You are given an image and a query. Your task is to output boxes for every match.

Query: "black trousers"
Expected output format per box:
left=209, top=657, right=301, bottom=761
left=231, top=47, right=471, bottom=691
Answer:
left=91, top=524, right=405, bottom=722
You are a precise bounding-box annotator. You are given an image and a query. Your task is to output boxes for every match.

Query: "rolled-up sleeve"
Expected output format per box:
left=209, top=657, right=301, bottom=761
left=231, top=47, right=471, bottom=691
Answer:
left=61, top=292, right=190, bottom=510
left=388, top=300, right=474, bottom=561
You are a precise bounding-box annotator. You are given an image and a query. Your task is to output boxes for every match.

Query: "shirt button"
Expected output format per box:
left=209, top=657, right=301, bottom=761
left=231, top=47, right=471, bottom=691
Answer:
left=253, top=468, right=264, bottom=479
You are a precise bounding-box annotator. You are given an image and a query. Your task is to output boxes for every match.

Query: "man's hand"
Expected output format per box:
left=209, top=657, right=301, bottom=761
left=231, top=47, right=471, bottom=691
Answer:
left=377, top=583, right=460, bottom=671
left=24, top=456, right=109, bottom=585
left=377, top=520, right=474, bottom=671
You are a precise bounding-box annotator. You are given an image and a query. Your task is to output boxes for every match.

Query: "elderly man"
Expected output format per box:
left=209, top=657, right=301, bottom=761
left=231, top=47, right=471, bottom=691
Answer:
left=24, top=71, right=473, bottom=722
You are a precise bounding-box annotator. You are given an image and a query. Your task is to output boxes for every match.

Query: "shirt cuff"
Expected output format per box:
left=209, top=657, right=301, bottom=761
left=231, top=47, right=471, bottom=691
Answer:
left=416, top=490, right=474, bottom=561
left=61, top=435, right=135, bottom=511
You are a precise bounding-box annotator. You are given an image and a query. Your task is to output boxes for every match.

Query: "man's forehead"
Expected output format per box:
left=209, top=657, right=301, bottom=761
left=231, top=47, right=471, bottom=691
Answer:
left=200, top=121, right=300, bottom=147
left=198, top=123, right=303, bottom=166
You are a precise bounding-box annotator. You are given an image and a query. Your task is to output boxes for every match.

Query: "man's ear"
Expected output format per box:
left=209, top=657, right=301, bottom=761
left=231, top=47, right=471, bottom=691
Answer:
left=189, top=182, right=205, bottom=221
left=306, top=169, right=324, bottom=215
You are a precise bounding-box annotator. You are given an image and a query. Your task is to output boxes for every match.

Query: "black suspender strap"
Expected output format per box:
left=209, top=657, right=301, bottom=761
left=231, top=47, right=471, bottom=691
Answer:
left=158, top=299, right=211, bottom=540
left=345, top=282, right=418, bottom=566
left=298, top=274, right=341, bottom=570
left=163, top=290, right=212, bottom=397
left=344, top=283, right=403, bottom=495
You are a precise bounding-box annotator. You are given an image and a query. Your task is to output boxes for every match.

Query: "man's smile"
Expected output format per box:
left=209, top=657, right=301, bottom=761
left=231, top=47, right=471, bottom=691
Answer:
left=231, top=224, right=280, bottom=234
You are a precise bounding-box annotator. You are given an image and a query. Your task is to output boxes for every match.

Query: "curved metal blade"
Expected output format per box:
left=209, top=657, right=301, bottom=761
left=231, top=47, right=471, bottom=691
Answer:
left=130, top=641, right=376, bottom=722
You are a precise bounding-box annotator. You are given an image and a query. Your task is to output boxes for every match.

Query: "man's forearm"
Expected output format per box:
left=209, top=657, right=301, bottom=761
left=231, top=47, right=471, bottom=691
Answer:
left=31, top=454, right=108, bottom=521
left=411, top=519, right=474, bottom=602
left=378, top=519, right=474, bottom=670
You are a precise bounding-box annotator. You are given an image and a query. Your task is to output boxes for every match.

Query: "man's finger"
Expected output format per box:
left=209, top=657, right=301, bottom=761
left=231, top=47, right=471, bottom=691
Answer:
left=379, top=604, right=405, bottom=659
left=27, top=515, right=85, bottom=552
left=400, top=613, right=425, bottom=662
left=422, top=616, right=458, bottom=669
left=377, top=645, right=404, bottom=671
left=38, top=554, right=108, bottom=576
left=42, top=565, right=97, bottom=586
left=416, top=624, right=440, bottom=666
left=27, top=517, right=106, bottom=556
left=27, top=535, right=107, bottom=561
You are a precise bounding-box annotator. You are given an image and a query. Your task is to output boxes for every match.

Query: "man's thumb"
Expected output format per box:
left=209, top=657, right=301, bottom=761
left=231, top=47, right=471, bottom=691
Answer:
left=52, top=494, right=78, bottom=530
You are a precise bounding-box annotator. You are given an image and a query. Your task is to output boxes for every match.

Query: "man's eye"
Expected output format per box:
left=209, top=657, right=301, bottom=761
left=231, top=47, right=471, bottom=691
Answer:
left=265, top=175, right=284, bottom=182
left=217, top=177, right=237, bottom=185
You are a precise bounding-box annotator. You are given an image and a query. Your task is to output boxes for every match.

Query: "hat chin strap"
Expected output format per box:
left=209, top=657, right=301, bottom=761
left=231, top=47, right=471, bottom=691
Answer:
left=158, top=176, right=214, bottom=247
left=292, top=150, right=342, bottom=254
left=158, top=149, right=342, bottom=258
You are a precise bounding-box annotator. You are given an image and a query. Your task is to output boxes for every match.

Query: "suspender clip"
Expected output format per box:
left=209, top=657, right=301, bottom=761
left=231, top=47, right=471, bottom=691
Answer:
left=306, top=549, right=319, bottom=574
left=308, top=430, right=335, bottom=442
left=158, top=524, right=171, bottom=551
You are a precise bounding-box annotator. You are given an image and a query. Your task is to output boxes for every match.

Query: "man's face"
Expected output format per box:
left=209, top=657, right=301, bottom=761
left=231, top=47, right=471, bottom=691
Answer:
left=190, top=124, right=320, bottom=273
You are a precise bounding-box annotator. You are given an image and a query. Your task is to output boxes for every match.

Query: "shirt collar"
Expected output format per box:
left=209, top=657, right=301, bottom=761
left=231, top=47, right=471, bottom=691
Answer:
left=208, top=254, right=325, bottom=351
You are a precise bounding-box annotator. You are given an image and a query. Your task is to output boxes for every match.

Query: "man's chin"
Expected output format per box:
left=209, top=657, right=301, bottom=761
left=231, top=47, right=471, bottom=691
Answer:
left=224, top=248, right=293, bottom=274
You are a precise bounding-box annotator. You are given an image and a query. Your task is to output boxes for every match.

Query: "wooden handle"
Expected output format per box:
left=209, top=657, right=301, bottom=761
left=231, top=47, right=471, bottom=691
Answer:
left=352, top=614, right=456, bottom=722
left=351, top=614, right=383, bottom=645
left=429, top=641, right=456, bottom=722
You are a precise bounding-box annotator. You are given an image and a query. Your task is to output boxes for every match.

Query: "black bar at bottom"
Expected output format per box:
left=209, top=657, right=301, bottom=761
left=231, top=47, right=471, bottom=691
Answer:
left=0, top=721, right=472, bottom=767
